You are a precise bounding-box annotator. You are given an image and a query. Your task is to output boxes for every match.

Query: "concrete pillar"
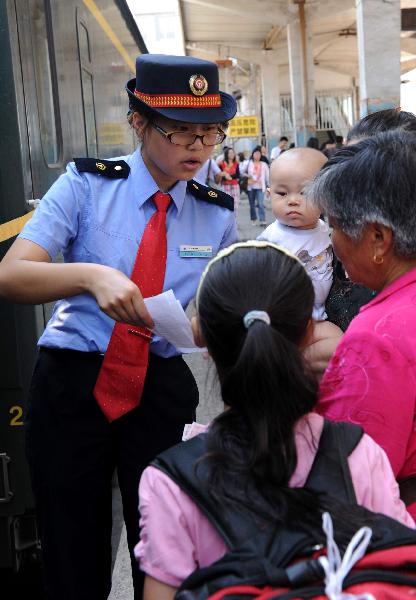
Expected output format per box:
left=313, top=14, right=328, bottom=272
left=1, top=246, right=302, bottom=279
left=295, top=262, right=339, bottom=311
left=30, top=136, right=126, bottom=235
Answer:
left=253, top=64, right=263, bottom=145
left=356, top=0, right=401, bottom=116
left=260, top=55, right=281, bottom=151
left=287, top=3, right=316, bottom=146
left=244, top=63, right=259, bottom=117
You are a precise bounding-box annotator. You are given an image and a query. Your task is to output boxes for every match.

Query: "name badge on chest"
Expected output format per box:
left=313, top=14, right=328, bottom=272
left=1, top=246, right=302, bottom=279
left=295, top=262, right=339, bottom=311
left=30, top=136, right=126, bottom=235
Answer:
left=179, top=245, right=213, bottom=258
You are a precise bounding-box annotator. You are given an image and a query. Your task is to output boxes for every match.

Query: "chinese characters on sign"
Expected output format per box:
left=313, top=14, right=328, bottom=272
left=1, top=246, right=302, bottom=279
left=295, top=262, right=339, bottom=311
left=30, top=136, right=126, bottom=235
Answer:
left=228, top=116, right=259, bottom=138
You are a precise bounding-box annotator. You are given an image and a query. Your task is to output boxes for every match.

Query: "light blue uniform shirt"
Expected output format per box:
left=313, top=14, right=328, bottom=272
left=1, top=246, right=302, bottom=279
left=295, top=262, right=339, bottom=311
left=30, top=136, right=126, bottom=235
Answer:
left=19, top=149, right=237, bottom=357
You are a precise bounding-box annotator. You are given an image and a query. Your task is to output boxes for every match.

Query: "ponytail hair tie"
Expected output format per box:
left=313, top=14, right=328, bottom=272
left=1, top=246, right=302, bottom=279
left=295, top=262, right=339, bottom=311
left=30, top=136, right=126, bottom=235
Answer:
left=243, top=310, right=271, bottom=329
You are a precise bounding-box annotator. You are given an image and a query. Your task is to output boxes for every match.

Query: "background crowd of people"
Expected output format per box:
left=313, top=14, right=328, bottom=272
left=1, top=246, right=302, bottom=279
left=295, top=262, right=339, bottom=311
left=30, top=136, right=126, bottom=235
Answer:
left=195, top=133, right=345, bottom=226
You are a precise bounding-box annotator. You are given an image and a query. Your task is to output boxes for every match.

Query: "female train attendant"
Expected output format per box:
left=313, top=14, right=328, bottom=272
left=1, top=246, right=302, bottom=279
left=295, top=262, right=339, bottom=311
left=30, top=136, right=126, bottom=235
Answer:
left=0, top=54, right=237, bottom=600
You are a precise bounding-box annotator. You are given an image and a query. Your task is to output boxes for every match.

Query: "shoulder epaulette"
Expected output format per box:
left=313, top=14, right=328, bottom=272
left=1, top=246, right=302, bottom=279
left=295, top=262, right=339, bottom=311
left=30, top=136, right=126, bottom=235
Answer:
left=187, top=180, right=234, bottom=211
left=73, top=158, right=130, bottom=179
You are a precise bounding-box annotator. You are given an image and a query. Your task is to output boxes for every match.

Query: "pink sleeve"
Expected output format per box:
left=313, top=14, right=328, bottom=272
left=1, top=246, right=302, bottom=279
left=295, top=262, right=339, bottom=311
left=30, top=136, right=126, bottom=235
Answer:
left=318, top=330, right=416, bottom=476
left=348, top=433, right=415, bottom=528
left=135, top=466, right=227, bottom=587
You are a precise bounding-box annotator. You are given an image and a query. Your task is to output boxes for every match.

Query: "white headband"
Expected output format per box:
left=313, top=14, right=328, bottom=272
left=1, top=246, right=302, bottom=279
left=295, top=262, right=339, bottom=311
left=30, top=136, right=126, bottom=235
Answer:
left=195, top=240, right=301, bottom=309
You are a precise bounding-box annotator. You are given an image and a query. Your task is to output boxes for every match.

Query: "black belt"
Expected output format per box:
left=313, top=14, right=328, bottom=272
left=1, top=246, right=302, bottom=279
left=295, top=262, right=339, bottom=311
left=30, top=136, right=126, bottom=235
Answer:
left=399, top=476, right=416, bottom=506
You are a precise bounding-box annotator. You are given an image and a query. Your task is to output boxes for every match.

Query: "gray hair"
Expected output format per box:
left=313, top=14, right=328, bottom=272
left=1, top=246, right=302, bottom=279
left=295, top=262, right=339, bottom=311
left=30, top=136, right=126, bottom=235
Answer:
left=306, top=129, right=416, bottom=258
left=346, top=108, right=416, bottom=143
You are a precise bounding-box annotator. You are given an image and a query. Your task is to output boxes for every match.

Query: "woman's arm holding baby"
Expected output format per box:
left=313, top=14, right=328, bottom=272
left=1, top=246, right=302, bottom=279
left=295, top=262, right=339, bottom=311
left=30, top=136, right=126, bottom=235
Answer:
left=303, top=320, right=343, bottom=380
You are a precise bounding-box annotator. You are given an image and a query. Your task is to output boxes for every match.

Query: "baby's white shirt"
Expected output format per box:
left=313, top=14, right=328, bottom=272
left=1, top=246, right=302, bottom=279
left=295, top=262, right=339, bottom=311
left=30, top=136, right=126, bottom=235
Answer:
left=258, top=219, right=333, bottom=320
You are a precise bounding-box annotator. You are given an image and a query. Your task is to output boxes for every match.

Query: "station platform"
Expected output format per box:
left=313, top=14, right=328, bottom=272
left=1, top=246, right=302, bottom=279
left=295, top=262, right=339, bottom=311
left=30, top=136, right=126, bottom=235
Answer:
left=108, top=191, right=275, bottom=599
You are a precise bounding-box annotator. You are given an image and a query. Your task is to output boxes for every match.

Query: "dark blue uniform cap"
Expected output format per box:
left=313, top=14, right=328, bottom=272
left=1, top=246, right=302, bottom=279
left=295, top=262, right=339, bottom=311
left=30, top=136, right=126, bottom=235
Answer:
left=126, top=54, right=237, bottom=124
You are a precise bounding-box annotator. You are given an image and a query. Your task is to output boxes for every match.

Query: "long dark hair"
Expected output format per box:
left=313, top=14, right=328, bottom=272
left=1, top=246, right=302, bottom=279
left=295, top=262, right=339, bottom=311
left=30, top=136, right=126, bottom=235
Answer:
left=224, top=147, right=236, bottom=164
left=197, top=242, right=376, bottom=544
left=198, top=244, right=317, bottom=512
left=251, top=146, right=262, bottom=161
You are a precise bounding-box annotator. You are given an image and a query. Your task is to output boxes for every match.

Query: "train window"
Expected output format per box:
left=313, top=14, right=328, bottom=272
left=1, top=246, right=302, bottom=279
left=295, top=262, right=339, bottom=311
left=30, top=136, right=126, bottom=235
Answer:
left=81, top=69, right=98, bottom=157
left=77, top=21, right=98, bottom=157
left=78, top=22, right=91, bottom=63
left=30, top=0, right=61, bottom=165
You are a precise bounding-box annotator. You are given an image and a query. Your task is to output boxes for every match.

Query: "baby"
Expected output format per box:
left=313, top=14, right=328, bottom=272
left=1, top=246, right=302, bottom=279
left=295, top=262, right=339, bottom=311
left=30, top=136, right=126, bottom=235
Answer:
left=258, top=147, right=332, bottom=320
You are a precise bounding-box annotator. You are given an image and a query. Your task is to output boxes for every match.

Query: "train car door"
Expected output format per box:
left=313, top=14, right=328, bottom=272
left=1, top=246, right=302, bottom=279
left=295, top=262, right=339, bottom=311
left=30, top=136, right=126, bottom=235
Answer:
left=0, top=0, right=63, bottom=571
left=15, top=0, right=63, bottom=197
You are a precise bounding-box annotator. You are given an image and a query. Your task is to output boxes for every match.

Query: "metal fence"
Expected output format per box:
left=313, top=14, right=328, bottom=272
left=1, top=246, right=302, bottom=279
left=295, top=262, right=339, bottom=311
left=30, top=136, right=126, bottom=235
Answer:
left=280, top=89, right=355, bottom=141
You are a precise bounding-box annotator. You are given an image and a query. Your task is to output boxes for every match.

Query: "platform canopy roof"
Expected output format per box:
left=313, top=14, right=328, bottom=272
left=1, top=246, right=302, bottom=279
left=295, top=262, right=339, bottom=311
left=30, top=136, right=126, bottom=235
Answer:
left=180, top=0, right=416, bottom=93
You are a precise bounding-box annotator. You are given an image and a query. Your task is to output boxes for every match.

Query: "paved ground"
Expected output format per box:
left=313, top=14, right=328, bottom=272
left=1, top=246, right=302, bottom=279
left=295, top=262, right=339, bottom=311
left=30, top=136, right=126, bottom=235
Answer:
left=108, top=192, right=274, bottom=599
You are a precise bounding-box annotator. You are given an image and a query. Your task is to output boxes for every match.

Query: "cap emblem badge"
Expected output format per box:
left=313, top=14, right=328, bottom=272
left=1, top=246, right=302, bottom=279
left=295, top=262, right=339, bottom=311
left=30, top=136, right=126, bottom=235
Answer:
left=96, top=162, right=106, bottom=171
left=189, top=74, right=208, bottom=96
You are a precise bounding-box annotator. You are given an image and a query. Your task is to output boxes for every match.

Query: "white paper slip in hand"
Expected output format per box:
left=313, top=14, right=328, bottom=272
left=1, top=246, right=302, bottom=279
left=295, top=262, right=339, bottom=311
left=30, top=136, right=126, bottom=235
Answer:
left=182, top=422, right=207, bottom=441
left=144, top=289, right=206, bottom=353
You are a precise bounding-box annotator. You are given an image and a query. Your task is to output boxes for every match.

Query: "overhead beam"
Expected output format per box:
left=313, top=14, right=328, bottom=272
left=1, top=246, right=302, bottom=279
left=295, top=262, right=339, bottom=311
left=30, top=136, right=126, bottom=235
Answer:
left=313, top=29, right=355, bottom=54
left=186, top=40, right=288, bottom=58
left=278, top=59, right=357, bottom=79
left=263, top=26, right=284, bottom=50
left=312, top=61, right=358, bottom=78
left=181, top=0, right=291, bottom=25
left=314, top=36, right=345, bottom=60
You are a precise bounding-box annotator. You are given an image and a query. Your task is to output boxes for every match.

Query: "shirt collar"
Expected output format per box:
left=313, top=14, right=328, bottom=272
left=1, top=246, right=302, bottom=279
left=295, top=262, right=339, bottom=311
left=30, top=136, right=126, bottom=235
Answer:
left=129, top=148, right=187, bottom=215
left=360, top=265, right=416, bottom=313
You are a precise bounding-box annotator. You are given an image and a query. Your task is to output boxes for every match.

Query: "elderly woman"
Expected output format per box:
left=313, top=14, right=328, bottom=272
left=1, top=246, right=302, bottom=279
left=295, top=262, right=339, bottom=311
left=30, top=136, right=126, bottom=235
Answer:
left=325, top=109, right=416, bottom=331
left=309, top=129, right=416, bottom=518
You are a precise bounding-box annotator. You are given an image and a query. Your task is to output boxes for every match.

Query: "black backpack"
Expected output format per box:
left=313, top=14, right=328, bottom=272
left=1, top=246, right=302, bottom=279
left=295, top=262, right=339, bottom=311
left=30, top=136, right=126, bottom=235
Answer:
left=152, top=420, right=416, bottom=599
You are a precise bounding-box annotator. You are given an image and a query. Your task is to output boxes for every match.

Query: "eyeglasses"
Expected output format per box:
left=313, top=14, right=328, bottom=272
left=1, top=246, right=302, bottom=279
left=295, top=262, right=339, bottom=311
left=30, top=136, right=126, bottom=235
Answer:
left=151, top=123, right=226, bottom=146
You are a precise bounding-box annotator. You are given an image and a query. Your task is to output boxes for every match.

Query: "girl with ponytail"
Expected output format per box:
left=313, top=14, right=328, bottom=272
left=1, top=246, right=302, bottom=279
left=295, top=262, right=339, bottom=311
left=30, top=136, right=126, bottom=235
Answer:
left=135, top=241, right=413, bottom=600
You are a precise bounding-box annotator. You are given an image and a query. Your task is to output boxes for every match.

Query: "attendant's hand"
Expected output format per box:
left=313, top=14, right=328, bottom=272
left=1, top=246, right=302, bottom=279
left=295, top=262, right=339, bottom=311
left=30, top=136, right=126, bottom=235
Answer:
left=302, top=320, right=343, bottom=381
left=87, top=265, right=153, bottom=328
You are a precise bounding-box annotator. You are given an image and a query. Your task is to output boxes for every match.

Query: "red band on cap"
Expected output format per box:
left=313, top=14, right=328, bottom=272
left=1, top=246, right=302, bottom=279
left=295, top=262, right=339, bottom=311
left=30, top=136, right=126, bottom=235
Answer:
left=134, top=90, right=221, bottom=108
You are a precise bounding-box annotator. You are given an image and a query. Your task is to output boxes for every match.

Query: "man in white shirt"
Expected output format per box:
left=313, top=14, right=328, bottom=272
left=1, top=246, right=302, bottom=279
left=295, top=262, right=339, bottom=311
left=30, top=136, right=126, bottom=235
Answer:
left=270, top=136, right=289, bottom=161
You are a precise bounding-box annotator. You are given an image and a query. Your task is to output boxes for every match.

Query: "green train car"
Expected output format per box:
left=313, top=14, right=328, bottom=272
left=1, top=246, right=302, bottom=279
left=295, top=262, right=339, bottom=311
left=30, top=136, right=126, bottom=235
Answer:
left=0, top=0, right=146, bottom=574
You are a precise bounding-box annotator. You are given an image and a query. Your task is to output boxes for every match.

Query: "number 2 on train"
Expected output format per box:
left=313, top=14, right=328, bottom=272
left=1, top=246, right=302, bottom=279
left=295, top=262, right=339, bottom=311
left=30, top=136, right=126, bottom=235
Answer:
left=9, top=405, right=23, bottom=426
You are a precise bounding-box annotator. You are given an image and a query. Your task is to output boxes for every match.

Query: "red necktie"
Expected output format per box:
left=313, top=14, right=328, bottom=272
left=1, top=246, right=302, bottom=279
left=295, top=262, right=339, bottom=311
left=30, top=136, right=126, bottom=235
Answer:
left=94, top=191, right=171, bottom=422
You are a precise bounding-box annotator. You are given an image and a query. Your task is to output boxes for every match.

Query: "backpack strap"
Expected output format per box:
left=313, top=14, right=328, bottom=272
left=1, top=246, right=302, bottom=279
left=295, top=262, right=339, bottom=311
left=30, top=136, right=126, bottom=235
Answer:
left=152, top=434, right=262, bottom=550
left=152, top=420, right=364, bottom=550
left=305, top=419, right=363, bottom=504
